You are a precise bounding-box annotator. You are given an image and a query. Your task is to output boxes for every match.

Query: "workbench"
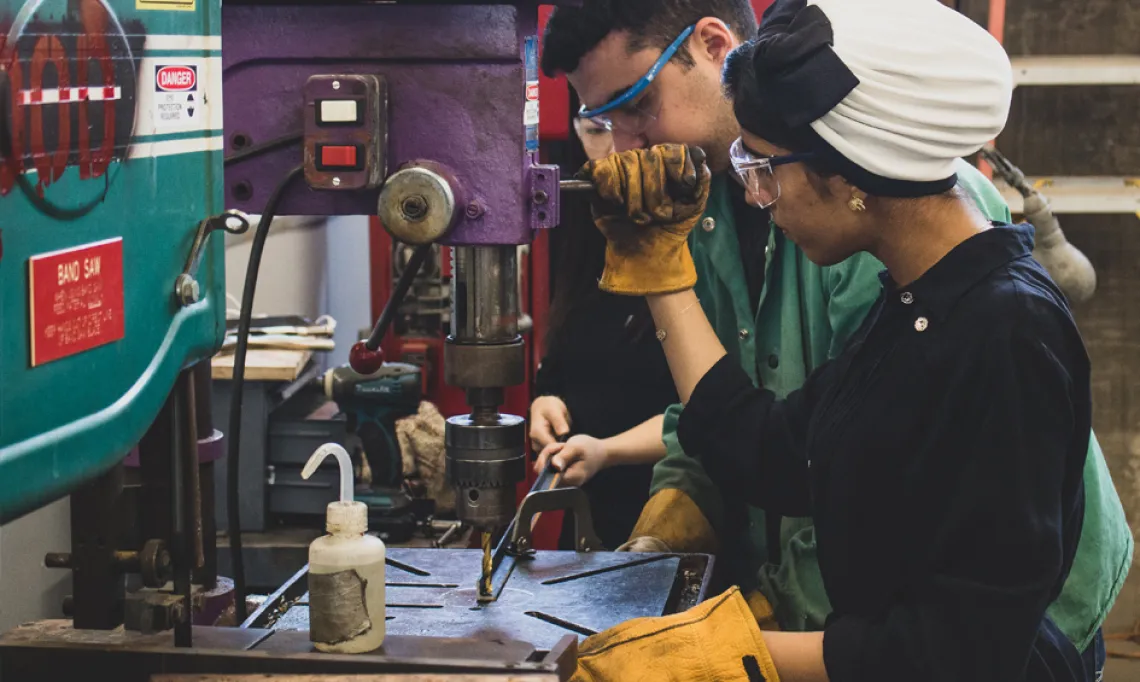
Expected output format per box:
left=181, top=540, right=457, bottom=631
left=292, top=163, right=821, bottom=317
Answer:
left=0, top=619, right=574, bottom=681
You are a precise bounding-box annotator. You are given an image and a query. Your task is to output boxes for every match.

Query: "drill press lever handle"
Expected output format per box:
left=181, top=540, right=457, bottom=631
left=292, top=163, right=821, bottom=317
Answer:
left=350, top=241, right=434, bottom=374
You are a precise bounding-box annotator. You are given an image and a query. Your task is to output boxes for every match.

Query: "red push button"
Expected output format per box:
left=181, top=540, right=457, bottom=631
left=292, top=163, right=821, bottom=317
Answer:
left=320, top=145, right=359, bottom=168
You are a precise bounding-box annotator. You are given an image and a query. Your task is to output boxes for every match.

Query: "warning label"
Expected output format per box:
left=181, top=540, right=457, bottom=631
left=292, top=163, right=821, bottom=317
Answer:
left=524, top=81, right=540, bottom=127
left=154, top=65, right=198, bottom=128
left=137, top=0, right=195, bottom=11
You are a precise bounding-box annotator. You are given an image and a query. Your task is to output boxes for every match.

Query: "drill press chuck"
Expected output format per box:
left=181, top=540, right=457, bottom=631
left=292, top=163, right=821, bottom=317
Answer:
left=444, top=413, right=526, bottom=530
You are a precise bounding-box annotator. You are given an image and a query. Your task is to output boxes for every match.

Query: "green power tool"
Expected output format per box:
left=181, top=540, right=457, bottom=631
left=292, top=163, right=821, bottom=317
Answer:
left=319, top=363, right=422, bottom=501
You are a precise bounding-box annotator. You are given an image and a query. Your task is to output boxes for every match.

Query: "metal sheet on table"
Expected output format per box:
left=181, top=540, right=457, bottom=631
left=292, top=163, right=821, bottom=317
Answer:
left=275, top=550, right=681, bottom=649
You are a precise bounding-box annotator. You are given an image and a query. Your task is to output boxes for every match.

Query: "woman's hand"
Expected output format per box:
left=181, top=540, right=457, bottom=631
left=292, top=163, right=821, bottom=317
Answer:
left=529, top=395, right=571, bottom=452
left=534, top=435, right=609, bottom=487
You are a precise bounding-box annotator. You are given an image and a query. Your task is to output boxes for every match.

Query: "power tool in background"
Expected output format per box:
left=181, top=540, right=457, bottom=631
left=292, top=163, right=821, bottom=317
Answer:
left=318, top=362, right=423, bottom=512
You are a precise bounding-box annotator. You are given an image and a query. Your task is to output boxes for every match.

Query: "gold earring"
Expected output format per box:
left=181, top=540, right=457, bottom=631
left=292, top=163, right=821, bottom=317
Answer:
left=848, top=195, right=866, bottom=213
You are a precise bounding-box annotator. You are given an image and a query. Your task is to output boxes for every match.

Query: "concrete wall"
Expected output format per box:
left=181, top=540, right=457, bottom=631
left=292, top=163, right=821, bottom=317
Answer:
left=0, top=499, right=71, bottom=631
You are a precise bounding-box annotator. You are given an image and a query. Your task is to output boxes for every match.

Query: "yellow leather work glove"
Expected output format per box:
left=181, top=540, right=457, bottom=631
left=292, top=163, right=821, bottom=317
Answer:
left=616, top=488, right=719, bottom=555
left=576, top=144, right=712, bottom=295
left=570, top=587, right=780, bottom=682
left=746, top=590, right=781, bottom=632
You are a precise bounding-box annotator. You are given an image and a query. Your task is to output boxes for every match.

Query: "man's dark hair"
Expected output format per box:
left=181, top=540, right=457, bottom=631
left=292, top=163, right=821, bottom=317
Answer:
left=541, top=0, right=759, bottom=77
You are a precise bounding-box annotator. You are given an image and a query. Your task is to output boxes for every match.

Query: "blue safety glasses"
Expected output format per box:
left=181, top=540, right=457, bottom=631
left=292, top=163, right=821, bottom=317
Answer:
left=730, top=137, right=816, bottom=209
left=578, top=24, right=696, bottom=137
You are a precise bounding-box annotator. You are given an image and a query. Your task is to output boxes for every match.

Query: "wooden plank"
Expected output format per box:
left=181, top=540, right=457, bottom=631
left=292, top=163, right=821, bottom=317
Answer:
left=212, top=350, right=312, bottom=382
left=152, top=676, right=558, bottom=681
left=994, top=176, right=1140, bottom=214
left=1011, top=55, right=1140, bottom=87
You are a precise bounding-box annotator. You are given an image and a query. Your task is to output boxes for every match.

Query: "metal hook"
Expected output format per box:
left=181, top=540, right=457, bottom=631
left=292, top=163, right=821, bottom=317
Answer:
left=176, top=210, right=251, bottom=306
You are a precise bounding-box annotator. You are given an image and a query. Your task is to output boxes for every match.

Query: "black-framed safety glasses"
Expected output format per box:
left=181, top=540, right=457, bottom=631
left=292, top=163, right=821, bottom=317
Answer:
left=730, top=137, right=816, bottom=209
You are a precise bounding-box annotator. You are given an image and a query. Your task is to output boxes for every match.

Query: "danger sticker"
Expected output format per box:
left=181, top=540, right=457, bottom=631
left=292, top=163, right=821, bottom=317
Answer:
left=137, top=0, right=195, bottom=10
left=524, top=80, right=540, bottom=127
left=154, top=64, right=198, bottom=128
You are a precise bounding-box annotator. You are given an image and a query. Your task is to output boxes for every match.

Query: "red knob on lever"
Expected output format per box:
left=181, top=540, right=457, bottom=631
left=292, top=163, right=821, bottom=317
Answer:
left=349, top=341, right=385, bottom=375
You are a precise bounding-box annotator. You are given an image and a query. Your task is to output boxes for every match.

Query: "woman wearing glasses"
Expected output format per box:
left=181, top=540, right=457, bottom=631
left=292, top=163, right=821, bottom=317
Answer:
left=566, top=0, right=1108, bottom=680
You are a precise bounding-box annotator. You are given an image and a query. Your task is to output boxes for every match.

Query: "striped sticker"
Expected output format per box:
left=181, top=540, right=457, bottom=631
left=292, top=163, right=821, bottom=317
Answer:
left=18, top=87, right=122, bottom=106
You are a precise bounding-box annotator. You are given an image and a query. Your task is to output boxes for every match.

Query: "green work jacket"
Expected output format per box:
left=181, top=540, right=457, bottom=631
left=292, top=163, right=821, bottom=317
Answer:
left=652, top=159, right=1133, bottom=650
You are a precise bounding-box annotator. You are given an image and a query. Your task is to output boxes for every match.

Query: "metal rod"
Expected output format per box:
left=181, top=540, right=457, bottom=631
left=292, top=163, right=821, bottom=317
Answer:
left=432, top=522, right=464, bottom=548
left=365, top=242, right=433, bottom=349
left=559, top=179, right=594, bottom=193
left=193, top=362, right=218, bottom=589
left=171, top=372, right=193, bottom=648
left=183, top=370, right=205, bottom=570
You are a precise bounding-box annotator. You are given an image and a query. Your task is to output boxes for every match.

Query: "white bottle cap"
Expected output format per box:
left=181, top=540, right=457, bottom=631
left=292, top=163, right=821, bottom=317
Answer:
left=325, top=500, right=368, bottom=536
left=302, top=444, right=368, bottom=536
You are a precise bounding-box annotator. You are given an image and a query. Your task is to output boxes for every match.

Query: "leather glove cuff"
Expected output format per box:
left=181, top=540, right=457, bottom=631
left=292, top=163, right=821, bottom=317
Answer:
left=626, top=488, right=718, bottom=555
left=598, top=238, right=697, bottom=295
left=571, top=587, right=781, bottom=682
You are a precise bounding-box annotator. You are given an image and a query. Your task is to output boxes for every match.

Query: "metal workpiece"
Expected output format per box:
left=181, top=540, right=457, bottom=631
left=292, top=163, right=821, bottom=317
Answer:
left=445, top=414, right=526, bottom=530
left=377, top=163, right=463, bottom=245
left=511, top=487, right=603, bottom=555
left=450, top=246, right=521, bottom=343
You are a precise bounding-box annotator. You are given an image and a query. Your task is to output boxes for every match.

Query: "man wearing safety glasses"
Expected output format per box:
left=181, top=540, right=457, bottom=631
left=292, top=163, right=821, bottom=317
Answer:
left=538, top=1, right=1011, bottom=629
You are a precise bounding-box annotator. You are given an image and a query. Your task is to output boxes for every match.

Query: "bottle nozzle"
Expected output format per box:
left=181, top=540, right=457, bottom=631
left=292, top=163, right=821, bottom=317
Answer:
left=302, top=443, right=354, bottom=504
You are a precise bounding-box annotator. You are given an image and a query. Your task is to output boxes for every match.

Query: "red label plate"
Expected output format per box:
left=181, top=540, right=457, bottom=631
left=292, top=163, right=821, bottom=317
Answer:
left=28, top=237, right=125, bottom=367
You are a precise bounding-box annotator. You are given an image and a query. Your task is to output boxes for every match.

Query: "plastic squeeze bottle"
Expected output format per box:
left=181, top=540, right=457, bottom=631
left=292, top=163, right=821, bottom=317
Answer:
left=301, top=443, right=386, bottom=653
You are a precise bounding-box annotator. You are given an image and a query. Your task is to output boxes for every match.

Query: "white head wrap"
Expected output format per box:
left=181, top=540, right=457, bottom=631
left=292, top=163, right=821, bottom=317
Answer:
left=809, top=0, right=1014, bottom=185
left=733, top=0, right=1014, bottom=195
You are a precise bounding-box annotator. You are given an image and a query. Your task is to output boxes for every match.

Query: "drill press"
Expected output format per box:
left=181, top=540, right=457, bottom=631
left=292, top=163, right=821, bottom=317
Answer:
left=445, top=246, right=529, bottom=597
left=365, top=157, right=538, bottom=600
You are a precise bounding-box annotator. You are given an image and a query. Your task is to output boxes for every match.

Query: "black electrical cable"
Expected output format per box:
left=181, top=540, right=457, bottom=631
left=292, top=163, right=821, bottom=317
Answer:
left=224, top=132, right=303, bottom=167
left=227, top=164, right=304, bottom=622
left=364, top=243, right=434, bottom=350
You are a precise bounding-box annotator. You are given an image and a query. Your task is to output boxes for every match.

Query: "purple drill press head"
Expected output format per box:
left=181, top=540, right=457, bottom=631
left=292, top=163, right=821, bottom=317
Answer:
left=222, top=2, right=571, bottom=246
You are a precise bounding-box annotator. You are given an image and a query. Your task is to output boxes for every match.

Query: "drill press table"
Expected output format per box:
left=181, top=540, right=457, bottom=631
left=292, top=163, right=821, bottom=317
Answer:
left=0, top=548, right=712, bottom=682
left=262, top=549, right=713, bottom=649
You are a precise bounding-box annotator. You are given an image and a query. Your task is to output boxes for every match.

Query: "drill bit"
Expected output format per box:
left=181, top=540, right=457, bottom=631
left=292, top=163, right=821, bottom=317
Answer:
left=478, top=531, right=493, bottom=601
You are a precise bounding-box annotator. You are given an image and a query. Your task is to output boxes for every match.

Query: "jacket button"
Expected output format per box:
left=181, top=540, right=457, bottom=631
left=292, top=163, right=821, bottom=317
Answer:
left=901, top=292, right=914, bottom=304
left=702, top=217, right=716, bottom=232
left=768, top=354, right=779, bottom=369
left=915, top=316, right=929, bottom=332
left=739, top=329, right=751, bottom=340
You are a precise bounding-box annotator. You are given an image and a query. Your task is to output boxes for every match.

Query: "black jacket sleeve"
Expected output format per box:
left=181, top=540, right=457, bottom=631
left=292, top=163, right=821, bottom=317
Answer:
left=822, top=327, right=1090, bottom=682
left=676, top=354, right=834, bottom=517
left=534, top=348, right=565, bottom=399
